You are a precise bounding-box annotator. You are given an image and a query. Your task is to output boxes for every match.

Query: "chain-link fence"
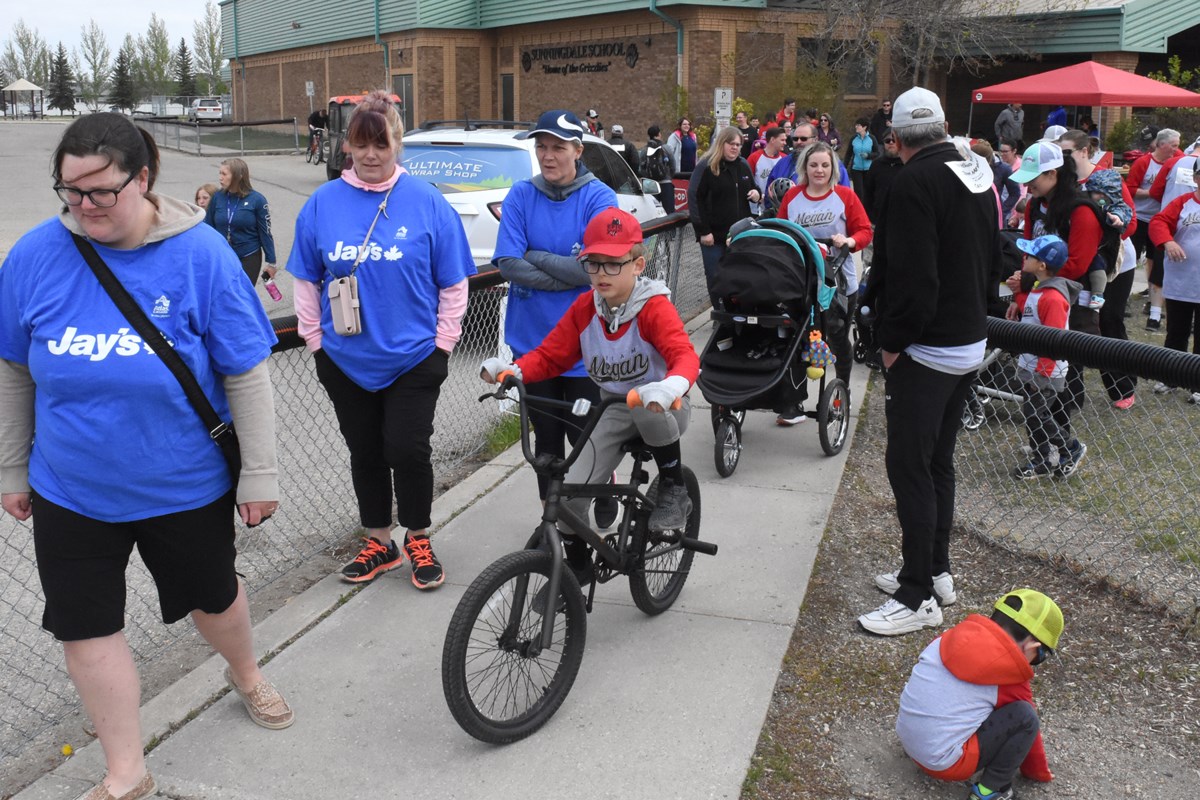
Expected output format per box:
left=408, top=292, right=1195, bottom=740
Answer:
left=0, top=214, right=702, bottom=777
left=952, top=317, right=1200, bottom=622
left=139, top=117, right=304, bottom=156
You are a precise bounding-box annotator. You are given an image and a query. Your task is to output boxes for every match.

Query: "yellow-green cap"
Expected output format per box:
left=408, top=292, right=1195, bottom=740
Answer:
left=994, top=589, right=1064, bottom=651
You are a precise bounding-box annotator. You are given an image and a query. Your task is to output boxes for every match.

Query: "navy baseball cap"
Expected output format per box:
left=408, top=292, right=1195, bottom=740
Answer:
left=528, top=110, right=586, bottom=142
left=1015, top=234, right=1069, bottom=270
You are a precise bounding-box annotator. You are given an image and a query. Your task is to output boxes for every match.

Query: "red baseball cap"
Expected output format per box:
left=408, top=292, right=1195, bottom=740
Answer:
left=579, top=208, right=643, bottom=259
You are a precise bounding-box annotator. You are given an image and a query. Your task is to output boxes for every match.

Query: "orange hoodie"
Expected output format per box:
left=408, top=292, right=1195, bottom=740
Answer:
left=896, top=614, right=1053, bottom=782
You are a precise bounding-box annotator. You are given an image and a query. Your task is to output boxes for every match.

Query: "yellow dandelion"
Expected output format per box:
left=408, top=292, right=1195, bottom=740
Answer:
left=61, top=744, right=74, bottom=757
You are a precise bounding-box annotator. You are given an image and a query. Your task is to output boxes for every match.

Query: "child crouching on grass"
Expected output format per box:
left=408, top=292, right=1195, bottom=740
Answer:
left=896, top=589, right=1063, bottom=800
left=481, top=208, right=700, bottom=574
left=1005, top=234, right=1087, bottom=480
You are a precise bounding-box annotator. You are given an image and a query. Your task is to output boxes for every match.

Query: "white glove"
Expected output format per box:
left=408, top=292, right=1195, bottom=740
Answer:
left=636, top=375, right=690, bottom=411
left=480, top=357, right=521, bottom=383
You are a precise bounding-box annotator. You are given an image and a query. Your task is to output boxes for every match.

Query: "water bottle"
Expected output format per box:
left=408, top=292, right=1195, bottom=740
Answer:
left=262, top=272, right=283, bottom=302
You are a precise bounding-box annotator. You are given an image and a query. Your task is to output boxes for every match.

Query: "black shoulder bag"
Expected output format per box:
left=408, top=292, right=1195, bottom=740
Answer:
left=70, top=234, right=242, bottom=481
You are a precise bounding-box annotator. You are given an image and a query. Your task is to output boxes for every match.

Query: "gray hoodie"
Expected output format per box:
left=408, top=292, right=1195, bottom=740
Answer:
left=495, top=164, right=603, bottom=290
left=593, top=275, right=672, bottom=334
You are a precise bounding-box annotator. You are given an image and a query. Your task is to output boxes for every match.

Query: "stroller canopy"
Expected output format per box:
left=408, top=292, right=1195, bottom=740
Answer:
left=710, top=218, right=834, bottom=314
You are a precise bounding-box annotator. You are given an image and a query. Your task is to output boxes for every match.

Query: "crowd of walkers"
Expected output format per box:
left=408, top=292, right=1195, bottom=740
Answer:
left=3, top=88, right=1196, bottom=800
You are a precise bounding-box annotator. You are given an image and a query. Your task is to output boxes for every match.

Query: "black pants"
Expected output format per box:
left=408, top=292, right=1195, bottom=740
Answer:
left=1023, top=383, right=1069, bottom=464
left=315, top=348, right=448, bottom=530
left=1098, top=267, right=1137, bottom=402
left=524, top=375, right=601, bottom=500
left=239, top=251, right=262, bottom=286
left=975, top=701, right=1040, bottom=790
left=884, top=355, right=974, bottom=610
left=1164, top=298, right=1200, bottom=354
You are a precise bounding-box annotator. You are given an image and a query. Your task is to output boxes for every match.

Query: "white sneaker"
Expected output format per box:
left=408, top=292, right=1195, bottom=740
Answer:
left=858, top=597, right=943, bottom=636
left=873, top=570, right=957, bottom=606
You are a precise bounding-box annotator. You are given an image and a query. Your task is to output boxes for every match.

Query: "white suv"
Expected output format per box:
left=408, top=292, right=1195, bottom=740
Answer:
left=402, top=122, right=665, bottom=269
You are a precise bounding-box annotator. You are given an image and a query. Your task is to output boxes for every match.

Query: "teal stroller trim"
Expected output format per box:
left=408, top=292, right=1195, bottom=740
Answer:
left=727, top=218, right=836, bottom=312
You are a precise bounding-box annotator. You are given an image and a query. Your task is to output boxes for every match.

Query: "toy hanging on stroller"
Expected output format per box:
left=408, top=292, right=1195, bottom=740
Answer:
left=697, top=218, right=852, bottom=477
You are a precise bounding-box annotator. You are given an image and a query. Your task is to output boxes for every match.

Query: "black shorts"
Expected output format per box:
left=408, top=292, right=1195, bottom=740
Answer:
left=32, top=489, right=240, bottom=641
left=1149, top=244, right=1165, bottom=286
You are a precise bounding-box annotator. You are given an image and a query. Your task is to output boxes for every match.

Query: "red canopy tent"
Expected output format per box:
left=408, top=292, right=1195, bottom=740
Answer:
left=968, top=60, right=1200, bottom=138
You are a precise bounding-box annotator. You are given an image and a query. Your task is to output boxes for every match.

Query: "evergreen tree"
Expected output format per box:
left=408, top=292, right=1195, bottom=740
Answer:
left=48, top=43, right=76, bottom=113
left=174, top=38, right=196, bottom=101
left=110, top=43, right=136, bottom=112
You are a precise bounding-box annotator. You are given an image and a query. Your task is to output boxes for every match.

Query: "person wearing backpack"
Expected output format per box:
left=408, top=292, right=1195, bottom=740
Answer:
left=641, top=125, right=675, bottom=212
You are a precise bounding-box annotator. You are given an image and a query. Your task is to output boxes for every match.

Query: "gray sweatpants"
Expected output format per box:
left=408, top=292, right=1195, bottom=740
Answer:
left=562, top=395, right=691, bottom=519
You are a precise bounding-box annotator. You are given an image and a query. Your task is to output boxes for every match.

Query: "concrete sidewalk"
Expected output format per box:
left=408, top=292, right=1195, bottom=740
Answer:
left=17, top=319, right=869, bottom=800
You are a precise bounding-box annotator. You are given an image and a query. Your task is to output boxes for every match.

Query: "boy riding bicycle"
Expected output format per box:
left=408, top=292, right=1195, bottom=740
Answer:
left=482, top=208, right=700, bottom=570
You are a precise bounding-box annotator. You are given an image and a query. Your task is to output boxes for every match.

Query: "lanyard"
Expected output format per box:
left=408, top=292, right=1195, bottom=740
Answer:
left=224, top=193, right=237, bottom=242
left=350, top=182, right=397, bottom=276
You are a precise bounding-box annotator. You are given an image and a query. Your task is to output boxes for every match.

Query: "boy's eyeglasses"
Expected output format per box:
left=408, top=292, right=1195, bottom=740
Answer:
left=54, top=172, right=137, bottom=208
left=583, top=258, right=635, bottom=275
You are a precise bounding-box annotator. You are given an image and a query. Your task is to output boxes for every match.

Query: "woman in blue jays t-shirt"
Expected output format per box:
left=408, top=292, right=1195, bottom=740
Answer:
left=0, top=113, right=288, bottom=799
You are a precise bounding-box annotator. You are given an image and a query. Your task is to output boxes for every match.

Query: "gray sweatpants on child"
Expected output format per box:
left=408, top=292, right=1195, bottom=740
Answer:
left=562, top=394, right=691, bottom=520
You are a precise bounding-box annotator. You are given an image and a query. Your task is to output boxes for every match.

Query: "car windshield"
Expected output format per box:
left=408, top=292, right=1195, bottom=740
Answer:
left=403, top=145, right=531, bottom=193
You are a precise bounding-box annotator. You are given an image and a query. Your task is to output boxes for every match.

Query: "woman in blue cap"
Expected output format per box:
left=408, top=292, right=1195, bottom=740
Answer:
left=492, top=110, right=619, bottom=533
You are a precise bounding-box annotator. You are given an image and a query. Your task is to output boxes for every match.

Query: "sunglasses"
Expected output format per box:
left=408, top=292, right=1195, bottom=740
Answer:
left=1032, top=644, right=1052, bottom=666
left=794, top=135, right=814, bottom=142
left=883, top=137, right=896, bottom=145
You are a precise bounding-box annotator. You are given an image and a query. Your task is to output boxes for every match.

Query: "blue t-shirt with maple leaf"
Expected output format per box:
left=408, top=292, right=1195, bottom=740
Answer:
left=286, top=172, right=475, bottom=390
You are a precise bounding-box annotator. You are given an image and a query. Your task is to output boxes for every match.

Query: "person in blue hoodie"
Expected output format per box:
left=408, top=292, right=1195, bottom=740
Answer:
left=492, top=109, right=620, bottom=532
left=204, top=157, right=277, bottom=286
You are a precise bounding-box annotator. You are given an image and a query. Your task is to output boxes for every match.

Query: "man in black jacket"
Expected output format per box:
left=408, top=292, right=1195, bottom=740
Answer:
left=858, top=87, right=997, bottom=637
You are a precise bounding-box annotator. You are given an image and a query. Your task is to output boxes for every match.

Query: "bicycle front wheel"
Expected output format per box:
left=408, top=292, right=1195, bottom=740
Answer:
left=442, top=549, right=587, bottom=743
left=629, top=466, right=702, bottom=615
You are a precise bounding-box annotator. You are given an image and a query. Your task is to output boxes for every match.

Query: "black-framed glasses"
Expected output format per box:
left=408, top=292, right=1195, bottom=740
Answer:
left=583, top=258, right=635, bottom=275
left=794, top=135, right=814, bottom=142
left=54, top=172, right=137, bottom=208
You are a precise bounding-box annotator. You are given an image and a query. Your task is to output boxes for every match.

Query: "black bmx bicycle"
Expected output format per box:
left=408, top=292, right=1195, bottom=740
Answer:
left=306, top=128, right=325, bottom=164
left=441, top=375, right=718, bottom=744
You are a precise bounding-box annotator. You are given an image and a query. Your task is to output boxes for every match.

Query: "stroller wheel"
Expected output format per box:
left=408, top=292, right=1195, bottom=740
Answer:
left=710, top=405, right=746, bottom=433
left=817, top=379, right=851, bottom=456
left=714, top=417, right=742, bottom=477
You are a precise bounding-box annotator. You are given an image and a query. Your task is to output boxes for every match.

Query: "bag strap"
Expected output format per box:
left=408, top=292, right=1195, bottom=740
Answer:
left=69, top=233, right=240, bottom=478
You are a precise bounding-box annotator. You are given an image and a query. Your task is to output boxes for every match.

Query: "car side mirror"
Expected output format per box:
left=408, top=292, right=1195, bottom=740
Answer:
left=641, top=178, right=663, bottom=194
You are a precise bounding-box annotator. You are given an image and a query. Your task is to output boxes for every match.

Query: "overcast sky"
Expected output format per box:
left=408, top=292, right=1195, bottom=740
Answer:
left=11, top=3, right=212, bottom=55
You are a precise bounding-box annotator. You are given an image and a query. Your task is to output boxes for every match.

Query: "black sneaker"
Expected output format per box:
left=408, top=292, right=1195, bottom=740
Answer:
left=649, top=479, right=692, bottom=530
left=1146, top=318, right=1161, bottom=333
left=403, top=534, right=444, bottom=590
left=341, top=537, right=403, bottom=583
left=593, top=473, right=619, bottom=529
left=1012, top=461, right=1053, bottom=480
left=775, top=404, right=806, bottom=426
left=1057, top=440, right=1087, bottom=478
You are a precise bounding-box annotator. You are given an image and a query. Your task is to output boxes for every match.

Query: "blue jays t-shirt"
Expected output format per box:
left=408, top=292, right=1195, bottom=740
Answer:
left=492, top=178, right=616, bottom=374
left=287, top=173, right=475, bottom=390
left=0, top=218, right=277, bottom=522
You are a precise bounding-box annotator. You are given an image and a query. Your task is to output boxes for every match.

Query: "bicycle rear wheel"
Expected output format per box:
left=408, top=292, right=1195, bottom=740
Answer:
left=305, top=141, right=316, bottom=163
left=629, top=466, right=701, bottom=615
left=442, top=549, right=587, bottom=743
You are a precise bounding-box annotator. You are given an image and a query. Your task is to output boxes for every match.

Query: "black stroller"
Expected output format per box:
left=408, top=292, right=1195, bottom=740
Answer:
left=697, top=218, right=851, bottom=477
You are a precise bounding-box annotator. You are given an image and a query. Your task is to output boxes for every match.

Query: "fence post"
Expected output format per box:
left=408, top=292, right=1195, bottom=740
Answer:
left=239, top=124, right=245, bottom=155
left=196, top=121, right=202, bottom=156
left=293, top=118, right=299, bottom=153
left=668, top=227, right=684, bottom=296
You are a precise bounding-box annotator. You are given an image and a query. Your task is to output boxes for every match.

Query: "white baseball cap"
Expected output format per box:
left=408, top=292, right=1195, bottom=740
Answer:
left=1041, top=124, right=1068, bottom=142
left=891, top=87, right=945, bottom=129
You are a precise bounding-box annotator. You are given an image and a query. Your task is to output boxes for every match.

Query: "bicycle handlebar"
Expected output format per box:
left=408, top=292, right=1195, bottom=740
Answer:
left=478, top=375, right=630, bottom=475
